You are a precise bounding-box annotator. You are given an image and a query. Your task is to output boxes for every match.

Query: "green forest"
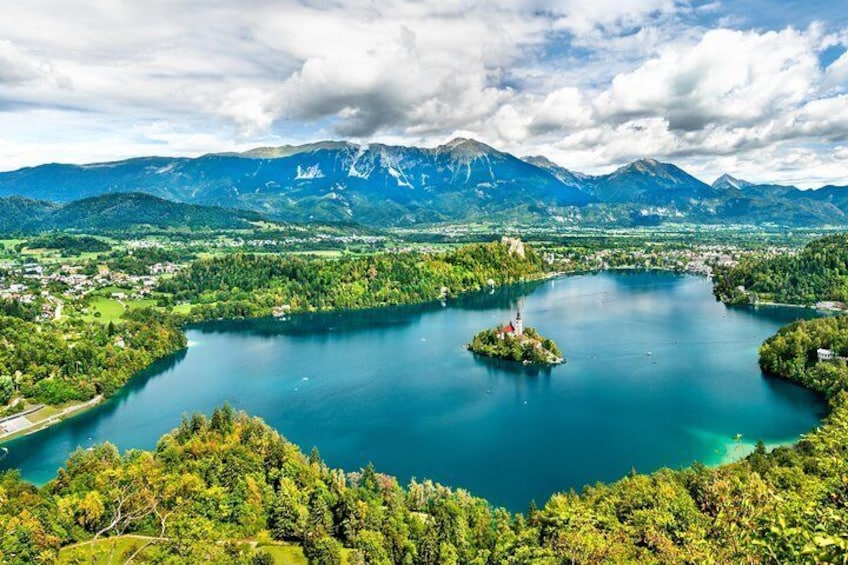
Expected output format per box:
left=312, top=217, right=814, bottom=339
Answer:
left=20, top=234, right=111, bottom=256
left=162, top=242, right=547, bottom=320
left=713, top=233, right=848, bottom=305
left=759, top=315, right=848, bottom=397
left=0, top=310, right=185, bottom=405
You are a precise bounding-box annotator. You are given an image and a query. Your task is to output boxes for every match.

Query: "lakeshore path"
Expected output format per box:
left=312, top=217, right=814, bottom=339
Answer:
left=0, top=395, right=103, bottom=442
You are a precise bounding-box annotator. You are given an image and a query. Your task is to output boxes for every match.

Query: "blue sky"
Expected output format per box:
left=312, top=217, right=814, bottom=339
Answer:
left=0, top=0, right=846, bottom=186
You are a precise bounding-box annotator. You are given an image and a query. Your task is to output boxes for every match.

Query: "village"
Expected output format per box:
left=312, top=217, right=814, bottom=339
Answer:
left=0, top=254, right=182, bottom=322
left=0, top=229, right=815, bottom=329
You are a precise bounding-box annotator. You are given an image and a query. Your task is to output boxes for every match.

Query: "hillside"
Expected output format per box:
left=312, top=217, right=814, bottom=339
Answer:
left=1, top=139, right=847, bottom=227
left=0, top=192, right=265, bottom=233
left=713, top=233, right=848, bottom=305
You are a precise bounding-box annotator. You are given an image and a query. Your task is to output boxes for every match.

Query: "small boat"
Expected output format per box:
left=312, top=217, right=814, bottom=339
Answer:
left=733, top=433, right=743, bottom=441
left=0, top=447, right=8, bottom=461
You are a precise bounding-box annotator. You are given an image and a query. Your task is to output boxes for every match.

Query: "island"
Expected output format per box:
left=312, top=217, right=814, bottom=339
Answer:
left=467, top=310, right=564, bottom=365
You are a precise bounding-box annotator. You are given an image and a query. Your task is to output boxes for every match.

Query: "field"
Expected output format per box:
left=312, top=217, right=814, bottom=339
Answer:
left=81, top=296, right=160, bottom=324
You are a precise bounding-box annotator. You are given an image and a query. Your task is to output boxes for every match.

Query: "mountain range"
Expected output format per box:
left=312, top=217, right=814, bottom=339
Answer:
left=0, top=138, right=846, bottom=228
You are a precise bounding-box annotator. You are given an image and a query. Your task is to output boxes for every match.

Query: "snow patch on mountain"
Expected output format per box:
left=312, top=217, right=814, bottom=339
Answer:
left=387, top=166, right=413, bottom=188
left=295, top=164, right=324, bottom=180
left=348, top=145, right=373, bottom=179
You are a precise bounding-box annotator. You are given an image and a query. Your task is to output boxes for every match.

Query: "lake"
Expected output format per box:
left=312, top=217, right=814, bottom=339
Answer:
left=0, top=271, right=827, bottom=511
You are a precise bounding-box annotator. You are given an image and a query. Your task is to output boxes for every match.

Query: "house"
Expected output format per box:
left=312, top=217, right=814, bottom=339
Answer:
left=818, top=348, right=848, bottom=363
left=818, top=348, right=835, bottom=361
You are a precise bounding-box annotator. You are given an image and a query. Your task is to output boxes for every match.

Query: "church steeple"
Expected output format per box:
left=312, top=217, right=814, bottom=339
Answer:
left=514, top=310, right=523, bottom=336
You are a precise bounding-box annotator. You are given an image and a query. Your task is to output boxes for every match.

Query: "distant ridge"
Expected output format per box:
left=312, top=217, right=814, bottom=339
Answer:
left=0, top=192, right=266, bottom=233
left=0, top=139, right=846, bottom=227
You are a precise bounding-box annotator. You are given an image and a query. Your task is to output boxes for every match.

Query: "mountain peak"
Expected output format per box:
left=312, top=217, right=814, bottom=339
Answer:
left=522, top=155, right=588, bottom=185
left=233, top=141, right=356, bottom=159
left=438, top=137, right=497, bottom=155
left=523, top=155, right=558, bottom=168
left=626, top=158, right=662, bottom=171
left=712, top=174, right=753, bottom=190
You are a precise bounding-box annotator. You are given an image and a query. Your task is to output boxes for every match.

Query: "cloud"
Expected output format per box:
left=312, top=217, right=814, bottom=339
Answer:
left=0, top=0, right=845, bottom=187
left=0, top=39, right=67, bottom=88
left=595, top=27, right=820, bottom=131
left=783, top=94, right=848, bottom=140
left=550, top=0, right=682, bottom=35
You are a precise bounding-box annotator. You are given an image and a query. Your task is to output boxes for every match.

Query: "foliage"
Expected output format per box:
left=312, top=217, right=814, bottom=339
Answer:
left=714, top=233, right=848, bottom=305
left=0, top=311, right=185, bottom=405
left=22, top=234, right=111, bottom=255
left=468, top=326, right=563, bottom=364
left=759, top=315, right=848, bottom=397
left=162, top=241, right=547, bottom=320
left=0, top=375, right=14, bottom=405
left=0, top=297, right=41, bottom=321
left=4, top=367, right=848, bottom=565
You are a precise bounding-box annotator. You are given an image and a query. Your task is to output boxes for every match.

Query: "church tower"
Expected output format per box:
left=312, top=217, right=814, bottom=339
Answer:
left=514, top=310, right=523, bottom=336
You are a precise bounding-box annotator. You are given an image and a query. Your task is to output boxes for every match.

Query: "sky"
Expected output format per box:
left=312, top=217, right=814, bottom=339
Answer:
left=0, top=0, right=846, bottom=187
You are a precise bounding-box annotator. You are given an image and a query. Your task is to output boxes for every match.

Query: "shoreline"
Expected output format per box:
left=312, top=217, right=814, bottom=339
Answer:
left=3, top=267, right=833, bottom=497
left=0, top=395, right=103, bottom=445
left=730, top=298, right=847, bottom=313
left=1, top=272, right=556, bottom=443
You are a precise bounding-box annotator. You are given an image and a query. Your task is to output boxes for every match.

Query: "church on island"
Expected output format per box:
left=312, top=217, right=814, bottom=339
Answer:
left=497, top=311, right=524, bottom=340
left=468, top=308, right=564, bottom=366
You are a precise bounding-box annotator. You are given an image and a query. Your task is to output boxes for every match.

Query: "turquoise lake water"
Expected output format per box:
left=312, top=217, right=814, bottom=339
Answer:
left=0, top=271, right=827, bottom=511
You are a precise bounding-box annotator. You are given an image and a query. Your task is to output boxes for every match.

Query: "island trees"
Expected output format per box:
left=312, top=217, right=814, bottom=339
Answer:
left=468, top=325, right=563, bottom=365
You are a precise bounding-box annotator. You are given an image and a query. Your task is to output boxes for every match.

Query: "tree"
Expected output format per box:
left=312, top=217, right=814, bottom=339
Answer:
left=252, top=550, right=274, bottom=565
left=269, top=479, right=307, bottom=541
left=0, top=375, right=14, bottom=405
left=304, top=535, right=342, bottom=565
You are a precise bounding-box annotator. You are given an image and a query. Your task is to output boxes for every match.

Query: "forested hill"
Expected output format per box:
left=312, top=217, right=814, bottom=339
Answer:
left=713, top=233, right=848, bottom=305
left=0, top=192, right=266, bottom=233
left=162, top=239, right=547, bottom=320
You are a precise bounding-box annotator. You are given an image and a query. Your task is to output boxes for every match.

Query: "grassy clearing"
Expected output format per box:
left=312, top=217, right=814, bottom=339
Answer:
left=172, top=303, right=193, bottom=315
left=128, top=298, right=159, bottom=310
left=80, top=297, right=160, bottom=324
left=0, top=238, right=26, bottom=248
left=58, top=537, right=144, bottom=564
left=58, top=537, right=319, bottom=565
left=81, top=297, right=126, bottom=324
left=256, top=543, right=309, bottom=564
left=25, top=404, right=63, bottom=424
